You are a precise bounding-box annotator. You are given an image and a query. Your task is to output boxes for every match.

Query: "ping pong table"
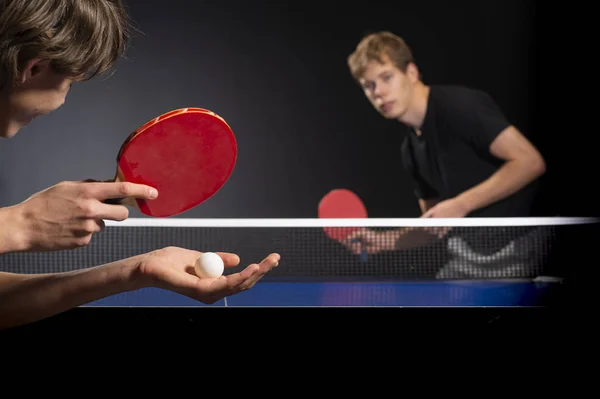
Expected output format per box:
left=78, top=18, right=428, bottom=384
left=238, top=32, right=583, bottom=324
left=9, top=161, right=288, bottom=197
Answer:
left=4, top=278, right=568, bottom=334
left=84, top=278, right=566, bottom=307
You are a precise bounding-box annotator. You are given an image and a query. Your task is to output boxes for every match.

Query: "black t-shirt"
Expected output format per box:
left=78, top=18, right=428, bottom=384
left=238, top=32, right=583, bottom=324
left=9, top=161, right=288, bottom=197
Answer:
left=400, top=84, right=538, bottom=218
left=400, top=85, right=540, bottom=253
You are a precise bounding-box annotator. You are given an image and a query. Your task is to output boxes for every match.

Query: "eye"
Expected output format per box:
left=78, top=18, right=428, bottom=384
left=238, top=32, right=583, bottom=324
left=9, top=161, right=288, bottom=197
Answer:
left=362, top=82, right=375, bottom=91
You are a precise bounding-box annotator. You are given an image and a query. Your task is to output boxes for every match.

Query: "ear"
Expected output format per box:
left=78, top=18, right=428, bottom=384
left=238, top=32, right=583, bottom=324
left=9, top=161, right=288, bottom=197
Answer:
left=20, top=58, right=52, bottom=84
left=406, top=62, right=420, bottom=83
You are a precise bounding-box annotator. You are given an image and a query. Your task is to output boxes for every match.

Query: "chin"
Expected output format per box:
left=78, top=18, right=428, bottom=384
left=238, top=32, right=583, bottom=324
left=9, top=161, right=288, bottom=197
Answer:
left=1, top=126, right=21, bottom=138
left=5, top=115, right=35, bottom=137
left=381, top=111, right=399, bottom=119
left=390, top=108, right=407, bottom=120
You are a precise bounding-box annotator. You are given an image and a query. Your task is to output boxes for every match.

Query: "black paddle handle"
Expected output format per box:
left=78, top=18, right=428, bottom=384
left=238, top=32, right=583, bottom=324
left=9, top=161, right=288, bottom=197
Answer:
left=104, top=198, right=124, bottom=205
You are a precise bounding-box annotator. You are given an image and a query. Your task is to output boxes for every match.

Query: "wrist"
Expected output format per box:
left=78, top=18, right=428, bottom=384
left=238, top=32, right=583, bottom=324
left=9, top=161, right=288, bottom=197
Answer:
left=384, top=230, right=402, bottom=250
left=0, top=205, right=30, bottom=254
left=125, top=252, right=156, bottom=291
left=119, top=258, right=146, bottom=292
left=453, top=194, right=475, bottom=215
left=94, top=255, right=148, bottom=294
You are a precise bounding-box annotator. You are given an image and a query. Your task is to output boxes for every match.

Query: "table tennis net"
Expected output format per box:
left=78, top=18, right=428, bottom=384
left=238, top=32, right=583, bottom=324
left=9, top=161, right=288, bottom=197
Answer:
left=0, top=217, right=596, bottom=281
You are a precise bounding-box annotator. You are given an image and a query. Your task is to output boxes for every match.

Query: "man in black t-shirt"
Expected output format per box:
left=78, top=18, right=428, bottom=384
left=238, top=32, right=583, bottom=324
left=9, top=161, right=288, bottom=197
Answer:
left=342, top=31, right=549, bottom=278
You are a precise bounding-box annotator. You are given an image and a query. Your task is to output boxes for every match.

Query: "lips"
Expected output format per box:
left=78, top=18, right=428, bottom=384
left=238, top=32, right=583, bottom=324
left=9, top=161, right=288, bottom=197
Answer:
left=380, top=101, right=395, bottom=113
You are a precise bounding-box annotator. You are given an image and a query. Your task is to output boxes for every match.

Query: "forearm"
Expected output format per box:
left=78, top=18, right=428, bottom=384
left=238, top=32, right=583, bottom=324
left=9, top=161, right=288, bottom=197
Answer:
left=0, top=257, right=143, bottom=330
left=390, top=227, right=449, bottom=250
left=0, top=206, right=27, bottom=254
left=456, top=159, right=545, bottom=215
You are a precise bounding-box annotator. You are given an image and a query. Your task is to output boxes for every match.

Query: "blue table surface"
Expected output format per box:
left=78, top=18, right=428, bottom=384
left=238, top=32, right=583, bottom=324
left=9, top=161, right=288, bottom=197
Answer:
left=84, top=278, right=566, bottom=307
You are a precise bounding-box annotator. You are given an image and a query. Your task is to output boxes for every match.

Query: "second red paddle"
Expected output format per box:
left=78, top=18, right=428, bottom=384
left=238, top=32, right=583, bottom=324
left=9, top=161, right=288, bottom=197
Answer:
left=318, top=188, right=368, bottom=262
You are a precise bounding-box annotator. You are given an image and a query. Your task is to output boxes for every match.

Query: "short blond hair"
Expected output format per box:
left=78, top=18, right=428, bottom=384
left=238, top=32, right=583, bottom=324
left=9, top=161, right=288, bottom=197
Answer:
left=0, top=0, right=132, bottom=91
left=347, top=31, right=415, bottom=82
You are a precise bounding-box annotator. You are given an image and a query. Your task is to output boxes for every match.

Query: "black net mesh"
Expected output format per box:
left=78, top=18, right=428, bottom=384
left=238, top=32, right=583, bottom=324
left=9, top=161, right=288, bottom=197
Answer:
left=1, top=218, right=594, bottom=281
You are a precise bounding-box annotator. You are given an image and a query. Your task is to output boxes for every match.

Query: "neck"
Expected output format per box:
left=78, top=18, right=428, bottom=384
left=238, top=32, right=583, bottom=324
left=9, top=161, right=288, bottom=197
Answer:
left=0, top=90, right=20, bottom=138
left=397, top=82, right=430, bottom=131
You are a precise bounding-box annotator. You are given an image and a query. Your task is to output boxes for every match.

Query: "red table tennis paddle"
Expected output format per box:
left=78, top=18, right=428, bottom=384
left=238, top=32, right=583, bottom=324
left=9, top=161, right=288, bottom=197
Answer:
left=105, top=107, right=237, bottom=217
left=318, top=188, right=368, bottom=262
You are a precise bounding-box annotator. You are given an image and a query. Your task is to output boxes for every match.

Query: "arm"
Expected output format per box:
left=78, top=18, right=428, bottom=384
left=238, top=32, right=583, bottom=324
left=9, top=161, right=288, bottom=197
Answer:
left=454, top=125, right=546, bottom=214
left=0, top=248, right=280, bottom=330
left=0, top=259, right=139, bottom=329
left=390, top=227, right=449, bottom=250
left=422, top=126, right=546, bottom=217
left=393, top=198, right=450, bottom=248
left=343, top=198, right=448, bottom=254
left=0, top=205, right=26, bottom=254
left=423, top=88, right=545, bottom=218
left=0, top=180, right=159, bottom=254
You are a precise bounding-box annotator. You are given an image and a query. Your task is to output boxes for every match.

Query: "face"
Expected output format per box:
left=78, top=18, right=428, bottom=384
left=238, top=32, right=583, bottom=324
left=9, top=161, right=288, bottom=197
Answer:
left=0, top=59, right=73, bottom=138
left=358, top=55, right=418, bottom=120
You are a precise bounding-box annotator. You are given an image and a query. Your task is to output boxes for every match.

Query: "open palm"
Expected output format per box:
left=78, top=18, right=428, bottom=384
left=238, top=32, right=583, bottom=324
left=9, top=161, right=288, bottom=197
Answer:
left=135, top=246, right=280, bottom=304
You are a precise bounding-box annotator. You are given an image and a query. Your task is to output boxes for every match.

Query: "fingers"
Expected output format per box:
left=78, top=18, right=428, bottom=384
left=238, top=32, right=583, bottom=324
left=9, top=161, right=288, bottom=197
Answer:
left=425, top=226, right=452, bottom=238
left=84, top=181, right=159, bottom=201
left=215, top=252, right=241, bottom=267
left=237, top=253, right=280, bottom=287
left=351, top=243, right=376, bottom=254
left=96, top=218, right=106, bottom=233
left=345, top=231, right=360, bottom=241
left=73, top=218, right=106, bottom=237
left=344, top=229, right=366, bottom=250
left=93, top=202, right=130, bottom=221
left=345, top=238, right=363, bottom=255
left=76, top=181, right=159, bottom=221
left=212, top=253, right=280, bottom=294
left=240, top=253, right=280, bottom=287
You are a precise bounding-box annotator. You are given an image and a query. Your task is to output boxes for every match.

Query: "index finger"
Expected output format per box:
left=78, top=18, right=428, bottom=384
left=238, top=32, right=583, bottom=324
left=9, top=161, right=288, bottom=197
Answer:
left=84, top=181, right=159, bottom=201
left=214, top=252, right=241, bottom=268
left=345, top=230, right=364, bottom=241
left=347, top=241, right=363, bottom=255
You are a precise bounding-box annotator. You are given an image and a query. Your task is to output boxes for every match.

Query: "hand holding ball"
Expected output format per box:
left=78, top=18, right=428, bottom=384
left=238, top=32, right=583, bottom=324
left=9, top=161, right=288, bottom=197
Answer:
left=194, top=252, right=224, bottom=279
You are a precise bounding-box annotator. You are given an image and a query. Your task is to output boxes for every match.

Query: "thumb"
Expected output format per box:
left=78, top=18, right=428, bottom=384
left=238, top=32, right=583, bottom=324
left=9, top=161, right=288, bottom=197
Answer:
left=421, top=209, right=433, bottom=218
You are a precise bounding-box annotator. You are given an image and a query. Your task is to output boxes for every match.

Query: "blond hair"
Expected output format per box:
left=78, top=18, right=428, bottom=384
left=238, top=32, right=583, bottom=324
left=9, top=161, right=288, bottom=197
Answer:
left=347, top=31, right=415, bottom=82
left=0, top=0, right=132, bottom=91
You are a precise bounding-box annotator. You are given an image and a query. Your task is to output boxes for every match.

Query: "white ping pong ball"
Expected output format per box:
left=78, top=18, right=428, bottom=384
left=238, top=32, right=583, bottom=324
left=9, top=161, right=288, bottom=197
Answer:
left=194, top=252, right=224, bottom=279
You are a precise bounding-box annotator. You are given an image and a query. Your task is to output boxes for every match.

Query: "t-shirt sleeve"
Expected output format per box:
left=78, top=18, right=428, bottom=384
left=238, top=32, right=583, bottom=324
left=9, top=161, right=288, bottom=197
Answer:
left=451, top=88, right=512, bottom=152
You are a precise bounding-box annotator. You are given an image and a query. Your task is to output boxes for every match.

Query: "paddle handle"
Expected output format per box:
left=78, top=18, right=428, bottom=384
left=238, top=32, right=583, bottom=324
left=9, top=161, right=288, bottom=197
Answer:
left=350, top=237, right=368, bottom=263
left=103, top=167, right=140, bottom=209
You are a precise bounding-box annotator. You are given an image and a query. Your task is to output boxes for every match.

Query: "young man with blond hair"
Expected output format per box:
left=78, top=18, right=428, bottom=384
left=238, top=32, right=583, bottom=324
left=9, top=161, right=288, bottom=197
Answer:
left=343, top=31, right=547, bottom=277
left=0, top=0, right=280, bottom=330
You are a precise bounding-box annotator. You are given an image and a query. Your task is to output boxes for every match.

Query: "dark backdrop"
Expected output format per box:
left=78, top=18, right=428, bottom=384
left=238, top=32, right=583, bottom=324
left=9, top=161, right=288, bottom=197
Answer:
left=0, top=0, right=584, bottom=218
left=1, top=0, right=591, bottom=335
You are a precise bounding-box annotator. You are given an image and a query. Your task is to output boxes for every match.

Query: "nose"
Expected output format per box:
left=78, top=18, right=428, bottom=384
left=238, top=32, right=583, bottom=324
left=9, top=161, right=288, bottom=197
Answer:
left=371, top=91, right=387, bottom=107
left=373, top=83, right=387, bottom=98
